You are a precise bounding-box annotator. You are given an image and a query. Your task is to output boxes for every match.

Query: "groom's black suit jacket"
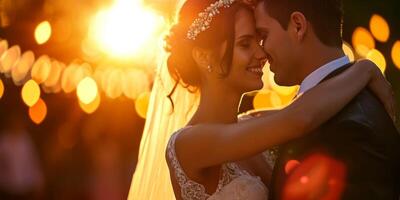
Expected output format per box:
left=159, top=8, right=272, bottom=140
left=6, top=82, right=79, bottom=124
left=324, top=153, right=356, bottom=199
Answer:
left=270, top=63, right=400, bottom=200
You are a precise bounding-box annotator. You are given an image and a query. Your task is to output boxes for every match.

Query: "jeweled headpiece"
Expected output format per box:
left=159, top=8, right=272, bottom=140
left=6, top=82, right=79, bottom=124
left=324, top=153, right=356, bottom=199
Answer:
left=186, top=0, right=236, bottom=40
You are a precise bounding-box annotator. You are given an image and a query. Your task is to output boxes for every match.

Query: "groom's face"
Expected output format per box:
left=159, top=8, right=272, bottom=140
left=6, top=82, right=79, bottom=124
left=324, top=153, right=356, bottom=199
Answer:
left=255, top=2, right=301, bottom=86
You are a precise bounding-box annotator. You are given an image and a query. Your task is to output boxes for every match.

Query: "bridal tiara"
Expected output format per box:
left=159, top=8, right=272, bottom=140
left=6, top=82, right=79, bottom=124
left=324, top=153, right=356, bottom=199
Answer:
left=187, top=0, right=236, bottom=40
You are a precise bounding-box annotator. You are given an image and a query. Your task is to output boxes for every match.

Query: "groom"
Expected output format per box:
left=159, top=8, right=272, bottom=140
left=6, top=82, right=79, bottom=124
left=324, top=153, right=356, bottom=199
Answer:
left=254, top=0, right=400, bottom=199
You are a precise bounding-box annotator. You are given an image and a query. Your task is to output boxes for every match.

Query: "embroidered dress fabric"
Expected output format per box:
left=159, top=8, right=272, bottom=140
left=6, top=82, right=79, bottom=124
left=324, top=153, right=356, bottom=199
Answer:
left=167, top=128, right=269, bottom=200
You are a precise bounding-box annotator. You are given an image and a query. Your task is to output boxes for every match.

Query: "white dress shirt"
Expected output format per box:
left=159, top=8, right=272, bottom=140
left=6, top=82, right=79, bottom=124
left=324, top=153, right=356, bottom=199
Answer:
left=298, top=56, right=350, bottom=96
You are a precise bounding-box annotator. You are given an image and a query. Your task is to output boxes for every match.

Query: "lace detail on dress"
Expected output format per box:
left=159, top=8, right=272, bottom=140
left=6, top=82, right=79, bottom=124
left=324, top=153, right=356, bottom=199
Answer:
left=166, top=128, right=248, bottom=200
left=262, top=147, right=278, bottom=169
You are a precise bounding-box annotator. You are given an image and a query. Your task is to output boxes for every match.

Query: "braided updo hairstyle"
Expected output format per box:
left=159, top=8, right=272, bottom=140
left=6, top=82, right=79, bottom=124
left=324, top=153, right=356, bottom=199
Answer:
left=165, top=0, right=252, bottom=108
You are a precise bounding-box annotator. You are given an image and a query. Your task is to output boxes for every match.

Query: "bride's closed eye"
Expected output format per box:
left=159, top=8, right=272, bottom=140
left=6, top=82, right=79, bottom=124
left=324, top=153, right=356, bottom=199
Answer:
left=236, top=35, right=257, bottom=49
left=238, top=39, right=252, bottom=49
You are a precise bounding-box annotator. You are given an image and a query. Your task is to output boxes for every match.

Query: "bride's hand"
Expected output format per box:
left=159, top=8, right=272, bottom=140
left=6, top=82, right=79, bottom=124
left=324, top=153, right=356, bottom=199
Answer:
left=358, top=59, right=397, bottom=122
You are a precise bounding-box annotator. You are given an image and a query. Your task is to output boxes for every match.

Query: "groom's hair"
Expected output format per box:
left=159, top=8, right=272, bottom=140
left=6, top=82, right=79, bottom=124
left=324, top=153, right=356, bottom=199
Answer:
left=262, top=0, right=343, bottom=48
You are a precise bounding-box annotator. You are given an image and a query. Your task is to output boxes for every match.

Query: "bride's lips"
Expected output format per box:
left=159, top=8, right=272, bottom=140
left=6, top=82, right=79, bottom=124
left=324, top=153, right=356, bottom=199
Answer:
left=246, top=65, right=263, bottom=76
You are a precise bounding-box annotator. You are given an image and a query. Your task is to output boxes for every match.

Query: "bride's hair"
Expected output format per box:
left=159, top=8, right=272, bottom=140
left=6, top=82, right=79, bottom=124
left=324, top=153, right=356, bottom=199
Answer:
left=165, top=0, right=252, bottom=108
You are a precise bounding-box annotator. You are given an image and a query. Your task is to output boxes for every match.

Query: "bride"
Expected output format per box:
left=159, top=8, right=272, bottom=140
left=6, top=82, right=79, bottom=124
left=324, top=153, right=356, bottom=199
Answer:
left=129, top=0, right=395, bottom=199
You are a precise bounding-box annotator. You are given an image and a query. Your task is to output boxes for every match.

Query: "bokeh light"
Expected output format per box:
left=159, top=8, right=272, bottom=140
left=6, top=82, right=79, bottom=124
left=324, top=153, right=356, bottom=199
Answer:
left=0, top=45, right=21, bottom=74
left=77, top=77, right=98, bottom=105
left=31, top=55, right=51, bottom=84
left=104, top=69, right=123, bottom=99
left=61, top=62, right=91, bottom=93
left=79, top=93, right=101, bottom=114
left=29, top=98, right=47, bottom=124
left=135, top=92, right=150, bottom=119
left=366, top=49, right=386, bottom=73
left=35, top=21, right=52, bottom=45
left=342, top=42, right=355, bottom=62
left=352, top=27, right=375, bottom=57
left=88, top=0, right=164, bottom=58
left=43, top=60, right=63, bottom=88
left=369, top=14, right=390, bottom=43
left=0, top=78, right=4, bottom=99
left=253, top=90, right=282, bottom=109
left=122, top=69, right=150, bottom=99
left=0, top=40, right=8, bottom=57
left=12, top=50, right=35, bottom=85
left=391, top=40, right=400, bottom=70
left=21, top=79, right=41, bottom=107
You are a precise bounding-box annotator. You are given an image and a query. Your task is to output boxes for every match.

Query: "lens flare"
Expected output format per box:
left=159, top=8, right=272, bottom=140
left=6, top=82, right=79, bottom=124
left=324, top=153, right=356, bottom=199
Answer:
left=283, top=153, right=346, bottom=200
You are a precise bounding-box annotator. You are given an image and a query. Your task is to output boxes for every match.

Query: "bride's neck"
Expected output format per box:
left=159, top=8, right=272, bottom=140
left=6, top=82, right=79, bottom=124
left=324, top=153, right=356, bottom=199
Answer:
left=189, top=85, right=242, bottom=125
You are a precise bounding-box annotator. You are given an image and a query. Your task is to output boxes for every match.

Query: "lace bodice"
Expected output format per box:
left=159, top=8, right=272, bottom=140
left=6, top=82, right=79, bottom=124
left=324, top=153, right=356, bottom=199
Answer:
left=166, top=127, right=271, bottom=200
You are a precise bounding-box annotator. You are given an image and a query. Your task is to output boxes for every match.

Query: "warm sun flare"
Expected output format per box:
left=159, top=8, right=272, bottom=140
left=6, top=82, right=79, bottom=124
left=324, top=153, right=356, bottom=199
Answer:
left=89, top=0, right=164, bottom=58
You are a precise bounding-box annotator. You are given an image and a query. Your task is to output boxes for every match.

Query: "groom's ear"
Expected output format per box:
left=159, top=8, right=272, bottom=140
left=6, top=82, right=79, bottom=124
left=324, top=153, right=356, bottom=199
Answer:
left=289, top=12, right=307, bottom=42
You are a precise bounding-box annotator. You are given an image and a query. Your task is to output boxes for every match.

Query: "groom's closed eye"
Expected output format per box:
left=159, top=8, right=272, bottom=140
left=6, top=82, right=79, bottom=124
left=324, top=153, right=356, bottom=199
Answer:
left=256, top=29, right=269, bottom=47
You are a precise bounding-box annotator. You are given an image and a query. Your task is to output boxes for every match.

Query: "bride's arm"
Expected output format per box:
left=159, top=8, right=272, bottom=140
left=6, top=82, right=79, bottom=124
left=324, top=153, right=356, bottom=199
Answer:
left=238, top=108, right=281, bottom=120
left=176, top=60, right=394, bottom=170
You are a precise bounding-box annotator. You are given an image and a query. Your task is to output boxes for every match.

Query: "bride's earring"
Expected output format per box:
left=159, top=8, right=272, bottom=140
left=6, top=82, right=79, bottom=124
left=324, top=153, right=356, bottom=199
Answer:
left=207, top=65, right=213, bottom=73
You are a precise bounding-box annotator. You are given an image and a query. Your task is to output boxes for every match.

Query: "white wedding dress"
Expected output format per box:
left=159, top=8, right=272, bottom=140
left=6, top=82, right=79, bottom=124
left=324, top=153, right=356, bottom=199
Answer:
left=166, top=127, right=272, bottom=200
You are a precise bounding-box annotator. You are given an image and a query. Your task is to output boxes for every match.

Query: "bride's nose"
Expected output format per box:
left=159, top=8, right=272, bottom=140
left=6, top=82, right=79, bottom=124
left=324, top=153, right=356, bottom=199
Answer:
left=255, top=44, right=267, bottom=61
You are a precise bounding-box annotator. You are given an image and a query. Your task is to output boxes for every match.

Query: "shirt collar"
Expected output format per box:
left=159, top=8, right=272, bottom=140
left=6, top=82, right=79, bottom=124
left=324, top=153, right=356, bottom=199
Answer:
left=298, top=56, right=350, bottom=95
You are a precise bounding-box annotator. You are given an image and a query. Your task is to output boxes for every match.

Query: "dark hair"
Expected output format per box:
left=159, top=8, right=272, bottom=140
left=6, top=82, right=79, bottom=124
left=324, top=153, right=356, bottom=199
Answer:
left=262, top=0, right=343, bottom=47
left=165, top=0, right=252, bottom=109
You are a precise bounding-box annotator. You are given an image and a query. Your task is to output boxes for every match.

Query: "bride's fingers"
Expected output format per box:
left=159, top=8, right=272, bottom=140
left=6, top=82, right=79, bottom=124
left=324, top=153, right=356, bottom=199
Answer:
left=391, top=90, right=397, bottom=123
left=368, top=73, right=396, bottom=121
left=383, top=81, right=396, bottom=122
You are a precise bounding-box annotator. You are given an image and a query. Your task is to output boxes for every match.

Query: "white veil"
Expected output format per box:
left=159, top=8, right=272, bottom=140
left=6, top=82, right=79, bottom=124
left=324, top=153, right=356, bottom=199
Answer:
left=127, top=48, right=200, bottom=199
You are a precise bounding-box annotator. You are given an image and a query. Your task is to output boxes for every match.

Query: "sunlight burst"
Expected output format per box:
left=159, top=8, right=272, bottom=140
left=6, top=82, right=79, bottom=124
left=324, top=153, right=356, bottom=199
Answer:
left=89, top=0, right=164, bottom=58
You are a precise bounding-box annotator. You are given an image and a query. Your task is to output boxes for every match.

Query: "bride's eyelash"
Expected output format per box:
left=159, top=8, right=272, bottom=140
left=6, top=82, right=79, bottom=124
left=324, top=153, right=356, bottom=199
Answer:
left=237, top=39, right=252, bottom=48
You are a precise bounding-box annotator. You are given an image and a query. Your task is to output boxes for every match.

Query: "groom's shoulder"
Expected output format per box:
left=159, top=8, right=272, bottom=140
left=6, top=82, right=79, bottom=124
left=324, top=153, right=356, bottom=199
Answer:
left=329, top=87, right=393, bottom=130
left=322, top=63, right=394, bottom=129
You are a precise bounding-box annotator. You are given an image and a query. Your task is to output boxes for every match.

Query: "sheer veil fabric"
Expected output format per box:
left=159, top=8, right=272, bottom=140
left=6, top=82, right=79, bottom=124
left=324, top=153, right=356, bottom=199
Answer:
left=128, top=49, right=200, bottom=199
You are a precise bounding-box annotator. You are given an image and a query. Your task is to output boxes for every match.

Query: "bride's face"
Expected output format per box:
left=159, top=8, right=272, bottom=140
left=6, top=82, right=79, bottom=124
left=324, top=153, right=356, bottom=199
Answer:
left=223, top=8, right=267, bottom=93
